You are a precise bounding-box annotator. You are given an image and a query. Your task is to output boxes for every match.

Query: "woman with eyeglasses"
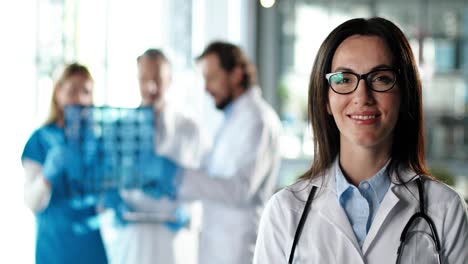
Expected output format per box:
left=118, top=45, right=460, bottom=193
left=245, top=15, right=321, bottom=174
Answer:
left=254, top=17, right=467, bottom=264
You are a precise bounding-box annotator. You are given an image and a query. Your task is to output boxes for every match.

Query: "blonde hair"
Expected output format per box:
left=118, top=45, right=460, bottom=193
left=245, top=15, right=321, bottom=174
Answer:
left=44, top=63, right=93, bottom=125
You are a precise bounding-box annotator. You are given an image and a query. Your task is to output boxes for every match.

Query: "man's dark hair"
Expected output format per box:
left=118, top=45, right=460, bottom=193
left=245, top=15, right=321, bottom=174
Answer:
left=137, top=49, right=168, bottom=63
left=196, top=41, right=256, bottom=90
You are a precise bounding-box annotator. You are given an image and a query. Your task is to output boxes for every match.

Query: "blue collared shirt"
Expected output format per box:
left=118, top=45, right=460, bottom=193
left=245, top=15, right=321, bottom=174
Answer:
left=335, top=160, right=391, bottom=247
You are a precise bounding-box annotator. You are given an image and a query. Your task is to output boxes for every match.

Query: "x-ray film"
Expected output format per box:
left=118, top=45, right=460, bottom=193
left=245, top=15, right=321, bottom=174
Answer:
left=64, top=105, right=163, bottom=196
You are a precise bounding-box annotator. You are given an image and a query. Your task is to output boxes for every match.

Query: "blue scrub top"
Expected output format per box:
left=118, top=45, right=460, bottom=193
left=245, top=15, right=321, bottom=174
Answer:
left=22, top=123, right=108, bottom=264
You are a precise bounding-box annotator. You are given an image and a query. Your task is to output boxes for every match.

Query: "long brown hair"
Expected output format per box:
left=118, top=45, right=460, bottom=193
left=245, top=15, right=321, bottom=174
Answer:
left=45, top=63, right=93, bottom=125
left=302, top=17, right=428, bottom=182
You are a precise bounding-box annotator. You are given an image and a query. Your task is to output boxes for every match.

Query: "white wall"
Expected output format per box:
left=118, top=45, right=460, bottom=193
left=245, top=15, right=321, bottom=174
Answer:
left=0, top=1, right=37, bottom=263
left=192, top=0, right=257, bottom=61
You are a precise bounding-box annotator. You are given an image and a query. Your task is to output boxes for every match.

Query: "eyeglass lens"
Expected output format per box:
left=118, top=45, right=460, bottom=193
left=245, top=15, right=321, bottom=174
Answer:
left=329, top=70, right=396, bottom=94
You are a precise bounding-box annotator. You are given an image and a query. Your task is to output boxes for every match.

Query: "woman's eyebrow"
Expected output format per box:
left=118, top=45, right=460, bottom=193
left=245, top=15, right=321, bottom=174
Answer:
left=331, top=67, right=353, bottom=72
left=332, top=64, right=393, bottom=73
left=370, top=64, right=393, bottom=70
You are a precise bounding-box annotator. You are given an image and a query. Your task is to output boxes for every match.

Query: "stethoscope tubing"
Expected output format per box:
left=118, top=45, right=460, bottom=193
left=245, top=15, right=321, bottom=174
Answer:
left=289, top=177, right=442, bottom=264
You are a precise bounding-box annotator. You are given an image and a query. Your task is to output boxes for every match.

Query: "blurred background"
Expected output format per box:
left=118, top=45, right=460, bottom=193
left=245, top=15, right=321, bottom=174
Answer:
left=1, top=0, right=467, bottom=262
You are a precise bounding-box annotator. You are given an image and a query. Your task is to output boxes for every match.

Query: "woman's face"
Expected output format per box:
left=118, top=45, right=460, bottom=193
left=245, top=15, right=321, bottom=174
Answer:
left=327, top=35, right=401, bottom=151
left=55, top=74, right=93, bottom=110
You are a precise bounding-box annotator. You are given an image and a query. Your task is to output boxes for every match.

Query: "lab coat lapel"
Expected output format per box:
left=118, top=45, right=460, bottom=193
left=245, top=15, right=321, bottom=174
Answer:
left=361, top=169, right=416, bottom=254
left=318, top=191, right=363, bottom=256
left=361, top=184, right=400, bottom=253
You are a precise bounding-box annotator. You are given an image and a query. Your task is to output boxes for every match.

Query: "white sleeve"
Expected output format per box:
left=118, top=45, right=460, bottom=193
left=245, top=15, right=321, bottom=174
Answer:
left=23, top=159, right=52, bottom=213
left=442, top=193, right=468, bottom=264
left=178, top=121, right=280, bottom=207
left=253, top=194, right=289, bottom=263
left=154, top=109, right=211, bottom=169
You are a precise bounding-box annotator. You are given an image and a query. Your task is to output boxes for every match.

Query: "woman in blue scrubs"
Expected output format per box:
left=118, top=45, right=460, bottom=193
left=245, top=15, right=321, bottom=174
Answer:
left=22, top=63, right=108, bottom=264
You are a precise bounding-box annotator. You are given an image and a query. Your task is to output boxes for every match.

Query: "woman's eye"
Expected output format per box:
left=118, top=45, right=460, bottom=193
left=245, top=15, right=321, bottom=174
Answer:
left=339, top=78, right=350, bottom=84
left=372, top=76, right=392, bottom=84
left=333, top=77, right=351, bottom=85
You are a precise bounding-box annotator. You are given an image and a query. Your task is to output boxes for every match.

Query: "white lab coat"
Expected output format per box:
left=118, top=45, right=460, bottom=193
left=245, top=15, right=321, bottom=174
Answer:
left=254, top=161, right=468, bottom=264
left=178, top=87, right=283, bottom=264
left=101, top=107, right=209, bottom=264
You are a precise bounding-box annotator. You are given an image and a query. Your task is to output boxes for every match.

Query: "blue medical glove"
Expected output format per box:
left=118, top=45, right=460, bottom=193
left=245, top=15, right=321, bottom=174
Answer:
left=139, top=154, right=180, bottom=200
left=42, top=145, right=83, bottom=192
left=164, top=206, right=190, bottom=232
left=100, top=190, right=131, bottom=227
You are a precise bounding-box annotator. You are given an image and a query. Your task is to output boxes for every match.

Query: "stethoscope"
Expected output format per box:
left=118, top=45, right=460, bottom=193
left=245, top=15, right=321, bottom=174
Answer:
left=288, top=177, right=442, bottom=264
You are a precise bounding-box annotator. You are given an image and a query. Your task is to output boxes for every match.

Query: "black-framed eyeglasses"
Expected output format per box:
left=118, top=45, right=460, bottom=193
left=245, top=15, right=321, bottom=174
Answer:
left=325, top=69, right=397, bottom=94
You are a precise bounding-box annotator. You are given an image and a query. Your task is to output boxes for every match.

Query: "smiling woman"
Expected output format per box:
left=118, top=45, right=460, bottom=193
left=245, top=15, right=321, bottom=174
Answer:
left=253, top=17, right=468, bottom=264
left=327, top=35, right=401, bottom=170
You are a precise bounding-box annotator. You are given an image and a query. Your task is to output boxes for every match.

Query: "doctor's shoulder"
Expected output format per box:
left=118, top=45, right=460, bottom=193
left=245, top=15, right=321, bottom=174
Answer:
left=419, top=176, right=467, bottom=218
left=419, top=176, right=468, bottom=261
left=393, top=173, right=466, bottom=211
left=261, top=177, right=325, bottom=225
left=391, top=173, right=468, bottom=243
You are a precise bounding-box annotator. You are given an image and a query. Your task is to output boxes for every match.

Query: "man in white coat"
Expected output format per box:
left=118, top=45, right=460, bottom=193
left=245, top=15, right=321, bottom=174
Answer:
left=172, top=41, right=283, bottom=264
left=101, top=49, right=208, bottom=264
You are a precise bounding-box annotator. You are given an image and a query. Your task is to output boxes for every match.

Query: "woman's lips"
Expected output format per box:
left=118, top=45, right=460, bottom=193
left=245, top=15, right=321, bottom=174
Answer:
left=347, top=112, right=381, bottom=125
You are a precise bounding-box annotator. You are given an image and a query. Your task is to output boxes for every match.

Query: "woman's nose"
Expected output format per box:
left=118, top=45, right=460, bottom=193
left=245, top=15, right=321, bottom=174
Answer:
left=352, top=78, right=375, bottom=105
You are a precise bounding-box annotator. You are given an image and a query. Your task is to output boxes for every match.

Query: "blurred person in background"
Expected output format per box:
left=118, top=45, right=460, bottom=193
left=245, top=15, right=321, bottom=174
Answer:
left=21, top=63, right=108, bottom=264
left=100, top=49, right=207, bottom=264
left=161, top=41, right=283, bottom=264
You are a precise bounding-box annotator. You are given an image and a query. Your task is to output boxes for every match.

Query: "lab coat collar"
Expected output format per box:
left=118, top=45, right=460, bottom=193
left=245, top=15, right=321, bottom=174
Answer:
left=318, top=193, right=364, bottom=258
left=289, top=172, right=363, bottom=259
left=218, top=86, right=261, bottom=126
left=299, top=159, right=419, bottom=193
left=390, top=167, right=421, bottom=184
left=302, top=160, right=420, bottom=257
left=302, top=160, right=362, bottom=257
left=228, top=86, right=261, bottom=114
left=361, top=168, right=418, bottom=254
left=222, top=101, right=235, bottom=118
left=312, top=165, right=363, bottom=259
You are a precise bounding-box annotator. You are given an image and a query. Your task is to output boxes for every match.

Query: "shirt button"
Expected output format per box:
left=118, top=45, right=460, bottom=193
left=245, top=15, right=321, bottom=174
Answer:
left=362, top=182, right=370, bottom=189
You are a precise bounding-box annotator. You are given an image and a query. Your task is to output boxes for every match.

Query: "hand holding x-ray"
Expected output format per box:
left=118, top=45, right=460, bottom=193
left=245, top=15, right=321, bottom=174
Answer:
left=139, top=154, right=180, bottom=200
left=42, top=145, right=85, bottom=193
